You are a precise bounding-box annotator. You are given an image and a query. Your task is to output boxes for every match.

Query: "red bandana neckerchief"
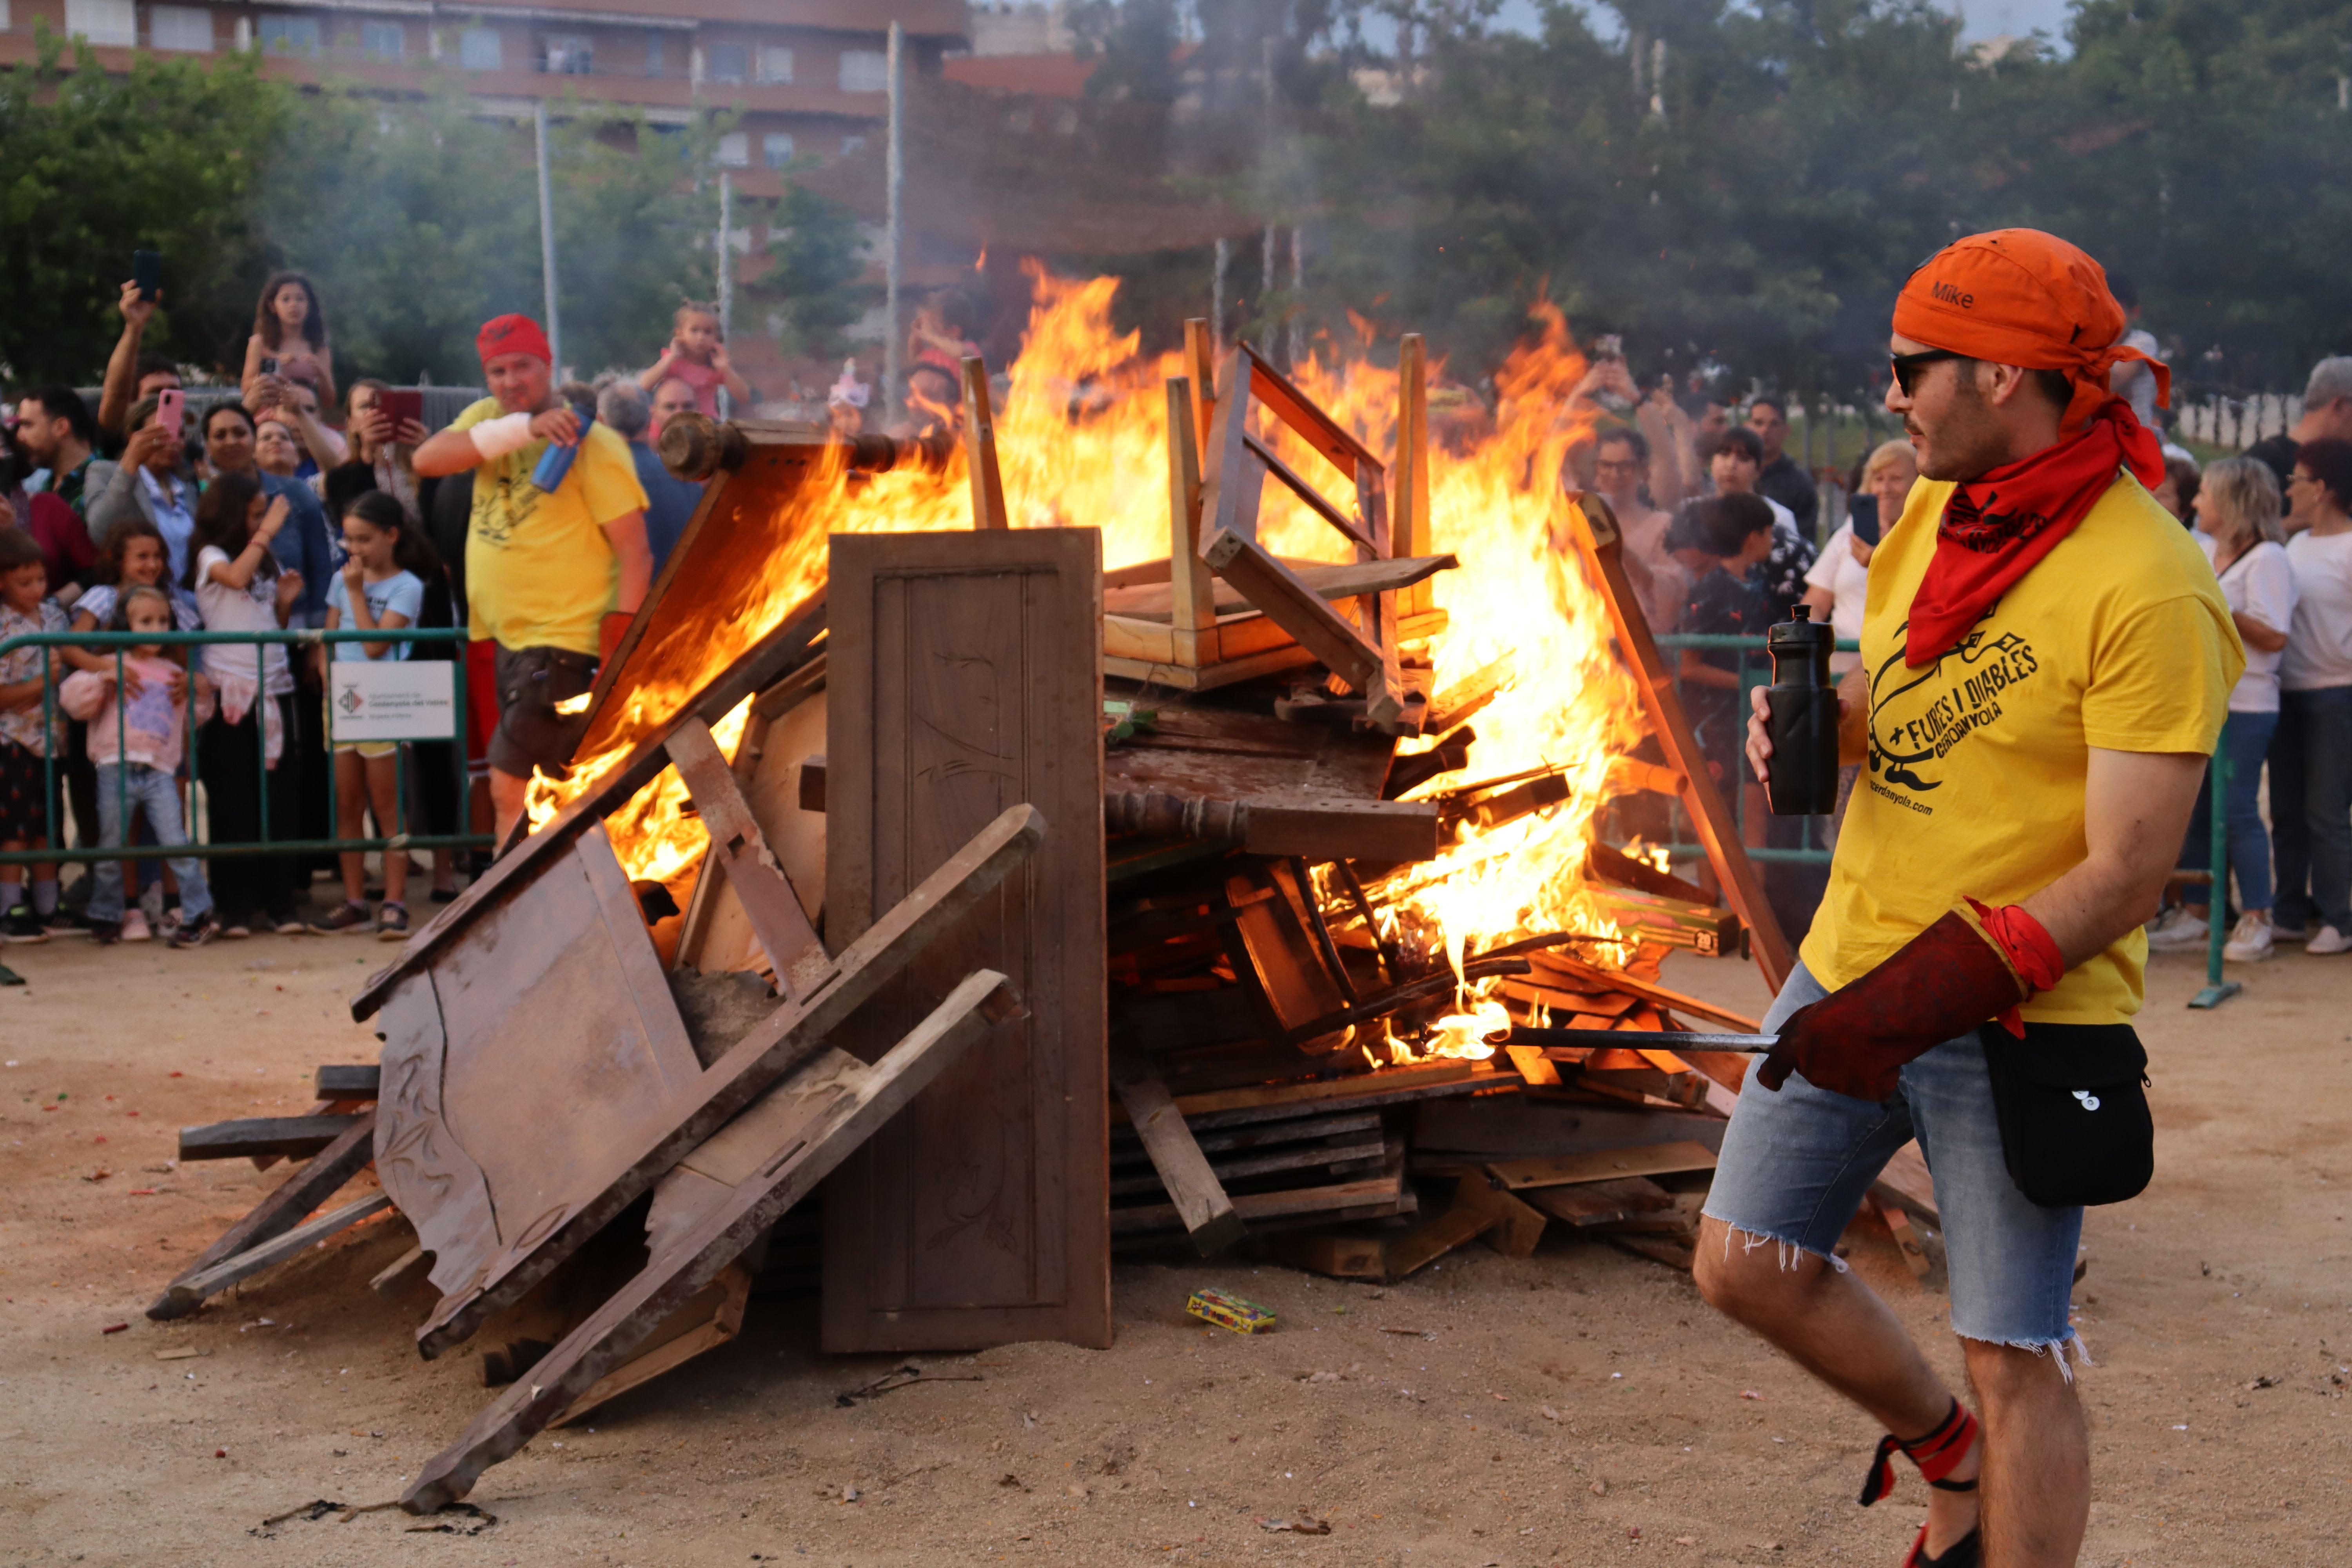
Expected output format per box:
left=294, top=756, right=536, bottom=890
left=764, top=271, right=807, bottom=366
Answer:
left=1904, top=397, right=2165, bottom=667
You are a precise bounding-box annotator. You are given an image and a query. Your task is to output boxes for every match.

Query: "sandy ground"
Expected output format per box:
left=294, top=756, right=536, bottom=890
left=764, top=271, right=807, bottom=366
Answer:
left=0, top=927, right=2345, bottom=1568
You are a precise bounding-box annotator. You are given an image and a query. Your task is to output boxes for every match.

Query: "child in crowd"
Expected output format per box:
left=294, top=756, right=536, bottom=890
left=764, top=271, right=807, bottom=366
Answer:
left=827, top=359, right=870, bottom=439
left=185, top=473, right=304, bottom=937
left=637, top=301, right=752, bottom=418
left=312, top=492, right=432, bottom=939
left=57, top=586, right=219, bottom=948
left=64, top=516, right=200, bottom=939
left=0, top=528, right=69, bottom=940
left=242, top=270, right=336, bottom=410
left=1670, top=493, right=1777, bottom=790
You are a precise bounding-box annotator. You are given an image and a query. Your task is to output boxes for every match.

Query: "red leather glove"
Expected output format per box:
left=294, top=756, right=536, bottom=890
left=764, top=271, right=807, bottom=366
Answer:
left=599, top=610, right=633, bottom=665
left=1757, top=908, right=2037, bottom=1102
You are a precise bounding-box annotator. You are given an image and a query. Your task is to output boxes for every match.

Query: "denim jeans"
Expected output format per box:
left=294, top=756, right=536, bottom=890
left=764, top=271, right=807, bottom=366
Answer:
left=2270, top=686, right=2352, bottom=933
left=1703, top=961, right=2084, bottom=1352
left=89, top=762, right=211, bottom=923
left=2180, top=708, right=2280, bottom=911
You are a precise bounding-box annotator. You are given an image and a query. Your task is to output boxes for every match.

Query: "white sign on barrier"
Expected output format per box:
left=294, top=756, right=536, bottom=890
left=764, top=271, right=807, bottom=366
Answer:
left=329, top=661, right=456, bottom=743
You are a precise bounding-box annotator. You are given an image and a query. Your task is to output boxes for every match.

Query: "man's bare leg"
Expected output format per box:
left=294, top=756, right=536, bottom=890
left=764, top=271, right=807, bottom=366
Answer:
left=1694, top=1215, right=1981, bottom=1555
left=488, top=767, right=529, bottom=848
left=1962, top=1339, right=2087, bottom=1567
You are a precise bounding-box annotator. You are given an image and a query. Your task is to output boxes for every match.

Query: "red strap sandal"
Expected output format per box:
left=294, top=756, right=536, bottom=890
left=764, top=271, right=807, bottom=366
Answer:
left=1859, top=1398, right=1981, bottom=1567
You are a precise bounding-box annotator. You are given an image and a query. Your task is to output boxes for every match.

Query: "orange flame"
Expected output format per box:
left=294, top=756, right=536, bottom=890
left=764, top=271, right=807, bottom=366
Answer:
left=530, top=267, right=1650, bottom=984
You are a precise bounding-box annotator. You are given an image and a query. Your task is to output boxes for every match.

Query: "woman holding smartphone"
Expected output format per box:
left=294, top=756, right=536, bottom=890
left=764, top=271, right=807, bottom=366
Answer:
left=241, top=270, right=336, bottom=411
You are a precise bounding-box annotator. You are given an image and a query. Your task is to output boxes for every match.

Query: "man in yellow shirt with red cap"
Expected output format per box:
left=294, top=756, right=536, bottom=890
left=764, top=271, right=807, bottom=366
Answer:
left=1700, top=231, right=2242, bottom=1567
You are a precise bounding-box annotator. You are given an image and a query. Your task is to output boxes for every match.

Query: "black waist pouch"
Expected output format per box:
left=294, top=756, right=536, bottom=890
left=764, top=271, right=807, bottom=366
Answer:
left=1977, top=1021, right=2152, bottom=1208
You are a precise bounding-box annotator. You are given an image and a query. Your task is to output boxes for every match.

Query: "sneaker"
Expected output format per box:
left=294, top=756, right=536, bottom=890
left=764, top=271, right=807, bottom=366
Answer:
left=2271, top=919, right=2310, bottom=942
left=87, top=918, right=122, bottom=947
left=310, top=902, right=372, bottom=935
left=2222, top=913, right=2275, bottom=963
left=2145, top=907, right=2212, bottom=951
left=2, top=905, right=48, bottom=944
left=376, top=903, right=409, bottom=942
left=42, top=906, right=87, bottom=935
left=170, top=913, right=220, bottom=949
left=269, top=911, right=307, bottom=936
left=120, top=909, right=153, bottom=943
left=219, top=920, right=251, bottom=940
left=2306, top=925, right=2352, bottom=955
left=138, top=885, right=166, bottom=927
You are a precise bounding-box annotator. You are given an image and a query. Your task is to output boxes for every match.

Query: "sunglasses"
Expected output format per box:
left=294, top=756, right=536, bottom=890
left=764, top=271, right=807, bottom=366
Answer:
left=1889, top=348, right=1965, bottom=396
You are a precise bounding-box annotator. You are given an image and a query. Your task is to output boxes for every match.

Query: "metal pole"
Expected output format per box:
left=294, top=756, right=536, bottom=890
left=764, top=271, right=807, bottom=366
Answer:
left=882, top=20, right=906, bottom=419
left=1212, top=238, right=1229, bottom=357
left=716, top=171, right=733, bottom=420
left=534, top=99, right=564, bottom=375
left=2189, top=724, right=2241, bottom=1009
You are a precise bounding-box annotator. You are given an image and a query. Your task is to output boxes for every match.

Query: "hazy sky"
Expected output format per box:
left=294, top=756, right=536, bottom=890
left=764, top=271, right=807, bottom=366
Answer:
left=1480, top=2, right=2080, bottom=50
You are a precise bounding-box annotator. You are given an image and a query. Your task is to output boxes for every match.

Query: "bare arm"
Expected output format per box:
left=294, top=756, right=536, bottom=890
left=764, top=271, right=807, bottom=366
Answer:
left=637, top=343, right=681, bottom=394
left=98, top=282, right=157, bottom=437
left=2232, top=610, right=2288, bottom=654
left=413, top=406, right=576, bottom=478
left=601, top=511, right=653, bottom=615
left=2018, top=748, right=2207, bottom=965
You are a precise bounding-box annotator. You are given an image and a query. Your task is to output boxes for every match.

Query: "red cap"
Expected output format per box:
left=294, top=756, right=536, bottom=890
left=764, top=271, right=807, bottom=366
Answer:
left=476, top=314, right=552, bottom=368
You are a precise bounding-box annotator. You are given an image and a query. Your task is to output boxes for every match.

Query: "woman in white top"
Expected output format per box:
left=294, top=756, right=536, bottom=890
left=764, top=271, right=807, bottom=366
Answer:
left=1799, top=440, right=1915, bottom=837
left=2149, top=458, right=2297, bottom=960
left=2268, top=440, right=2352, bottom=955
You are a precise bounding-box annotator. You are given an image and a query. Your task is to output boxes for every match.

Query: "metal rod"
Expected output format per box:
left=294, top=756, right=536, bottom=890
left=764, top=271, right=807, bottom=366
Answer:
left=535, top=98, right=563, bottom=374
left=882, top=19, right=905, bottom=419
left=1503, top=1025, right=1774, bottom=1054
left=716, top=170, right=733, bottom=421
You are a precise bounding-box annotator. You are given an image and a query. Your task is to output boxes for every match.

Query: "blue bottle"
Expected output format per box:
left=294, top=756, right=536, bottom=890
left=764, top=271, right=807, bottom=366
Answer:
left=530, top=396, right=599, bottom=491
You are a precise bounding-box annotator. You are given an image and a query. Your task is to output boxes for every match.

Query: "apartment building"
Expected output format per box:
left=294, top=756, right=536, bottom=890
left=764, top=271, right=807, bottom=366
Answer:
left=0, top=0, right=971, bottom=200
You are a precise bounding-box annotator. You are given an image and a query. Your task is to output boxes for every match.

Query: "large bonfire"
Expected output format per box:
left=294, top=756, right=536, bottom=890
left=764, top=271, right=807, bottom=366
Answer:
left=528, top=265, right=1654, bottom=1034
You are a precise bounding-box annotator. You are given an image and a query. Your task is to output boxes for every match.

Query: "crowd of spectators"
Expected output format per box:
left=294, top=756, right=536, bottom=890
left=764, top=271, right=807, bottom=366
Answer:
left=0, top=271, right=680, bottom=948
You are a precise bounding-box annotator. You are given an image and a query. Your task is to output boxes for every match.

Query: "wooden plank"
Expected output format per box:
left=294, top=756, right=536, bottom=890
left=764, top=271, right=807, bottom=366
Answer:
left=1110, top=1045, right=1245, bottom=1256
left=1521, top=1175, right=1677, bottom=1228
left=177, top=1115, right=362, bottom=1162
left=960, top=356, right=1010, bottom=530
left=400, top=968, right=1020, bottom=1514
left=1198, top=349, right=1259, bottom=546
left=1376, top=1191, right=1497, bottom=1278
left=1102, top=553, right=1457, bottom=623
left=1165, top=377, right=1218, bottom=669
left=172, top=1194, right=391, bottom=1304
left=1455, top=1175, right=1547, bottom=1258
left=314, top=1065, right=380, bottom=1100
left=354, top=596, right=828, bottom=1019
left=1483, top=1140, right=1719, bottom=1193
left=1503, top=1045, right=1561, bottom=1087
left=370, top=1244, right=430, bottom=1298
left=1183, top=318, right=1216, bottom=465
left=1102, top=644, right=1321, bottom=692
left=1393, top=334, right=1432, bottom=616
left=1111, top=1109, right=1382, bottom=1160
left=1246, top=346, right=1381, bottom=480
left=551, top=1262, right=752, bottom=1426
left=1226, top=865, right=1348, bottom=1047
left=666, top=715, right=828, bottom=1000
left=147, top=1109, right=378, bottom=1321
left=1562, top=493, right=1791, bottom=991
left=1526, top=949, right=1763, bottom=1032
left=1108, top=1136, right=1388, bottom=1195
left=823, top=528, right=1109, bottom=1354
left=1109, top=1143, right=1405, bottom=1235
left=679, top=684, right=828, bottom=982
left=1202, top=527, right=1396, bottom=719
left=384, top=806, right=1043, bottom=1362
left=1112, top=1060, right=1477, bottom=1124
left=1244, top=430, right=1379, bottom=559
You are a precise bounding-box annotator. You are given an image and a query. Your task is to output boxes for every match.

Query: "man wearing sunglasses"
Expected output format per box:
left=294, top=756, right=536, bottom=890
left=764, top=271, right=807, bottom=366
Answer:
left=1702, top=231, right=2242, bottom=1568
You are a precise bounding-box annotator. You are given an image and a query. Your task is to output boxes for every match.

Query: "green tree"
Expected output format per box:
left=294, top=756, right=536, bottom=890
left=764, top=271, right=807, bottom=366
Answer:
left=0, top=32, right=292, bottom=383
left=760, top=180, right=873, bottom=362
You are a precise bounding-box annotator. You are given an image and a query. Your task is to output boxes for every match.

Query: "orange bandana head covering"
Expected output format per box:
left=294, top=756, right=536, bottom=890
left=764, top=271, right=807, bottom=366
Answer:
left=1892, top=229, right=2168, bottom=434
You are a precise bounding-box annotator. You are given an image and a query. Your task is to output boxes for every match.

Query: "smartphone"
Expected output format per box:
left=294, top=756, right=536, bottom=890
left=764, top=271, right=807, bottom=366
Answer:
left=132, top=249, right=162, bottom=303
left=1849, top=493, right=1882, bottom=547
left=258, top=356, right=279, bottom=376
left=156, top=388, right=185, bottom=443
left=375, top=388, right=425, bottom=433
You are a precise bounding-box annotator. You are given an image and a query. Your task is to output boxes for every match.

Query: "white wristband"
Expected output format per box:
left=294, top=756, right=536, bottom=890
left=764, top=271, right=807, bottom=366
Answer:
left=469, top=411, right=537, bottom=461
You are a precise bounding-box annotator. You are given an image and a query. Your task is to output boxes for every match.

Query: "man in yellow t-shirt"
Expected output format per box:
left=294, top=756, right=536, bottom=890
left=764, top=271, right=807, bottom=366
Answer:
left=1695, top=233, right=2241, bottom=1568
left=412, top=315, right=652, bottom=841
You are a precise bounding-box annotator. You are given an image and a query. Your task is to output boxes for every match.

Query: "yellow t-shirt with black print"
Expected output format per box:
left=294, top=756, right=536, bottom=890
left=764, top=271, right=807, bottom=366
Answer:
left=1800, top=470, right=2243, bottom=1024
left=453, top=397, right=648, bottom=657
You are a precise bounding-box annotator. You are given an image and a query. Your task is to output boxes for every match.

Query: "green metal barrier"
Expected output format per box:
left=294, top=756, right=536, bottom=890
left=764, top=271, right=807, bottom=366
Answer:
left=0, top=626, right=492, bottom=866
left=1652, top=632, right=1857, bottom=868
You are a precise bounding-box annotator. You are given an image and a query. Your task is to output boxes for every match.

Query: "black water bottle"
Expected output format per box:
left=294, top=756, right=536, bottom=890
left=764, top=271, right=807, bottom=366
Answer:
left=1764, top=605, right=1840, bottom=815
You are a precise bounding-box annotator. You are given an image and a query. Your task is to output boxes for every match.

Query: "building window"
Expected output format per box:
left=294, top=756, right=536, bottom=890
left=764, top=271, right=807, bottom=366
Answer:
left=257, top=13, right=322, bottom=56
left=63, top=0, right=135, bottom=47
left=644, top=29, right=663, bottom=76
left=841, top=134, right=866, bottom=155
left=541, top=32, right=592, bottom=74
left=757, top=44, right=793, bottom=83
left=762, top=132, right=794, bottom=168
left=458, top=26, right=501, bottom=70
left=838, top=49, right=887, bottom=92
left=149, top=4, right=213, bottom=51
left=708, top=41, right=748, bottom=84
left=361, top=20, right=403, bottom=60
left=716, top=132, right=750, bottom=168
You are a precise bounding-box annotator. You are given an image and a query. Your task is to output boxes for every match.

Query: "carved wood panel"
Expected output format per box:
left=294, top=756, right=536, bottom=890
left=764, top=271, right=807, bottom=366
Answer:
left=822, top=529, right=1110, bottom=1352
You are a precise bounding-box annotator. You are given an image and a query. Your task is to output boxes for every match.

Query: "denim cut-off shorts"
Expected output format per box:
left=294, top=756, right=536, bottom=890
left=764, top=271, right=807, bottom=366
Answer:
left=1702, top=960, right=2087, bottom=1363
